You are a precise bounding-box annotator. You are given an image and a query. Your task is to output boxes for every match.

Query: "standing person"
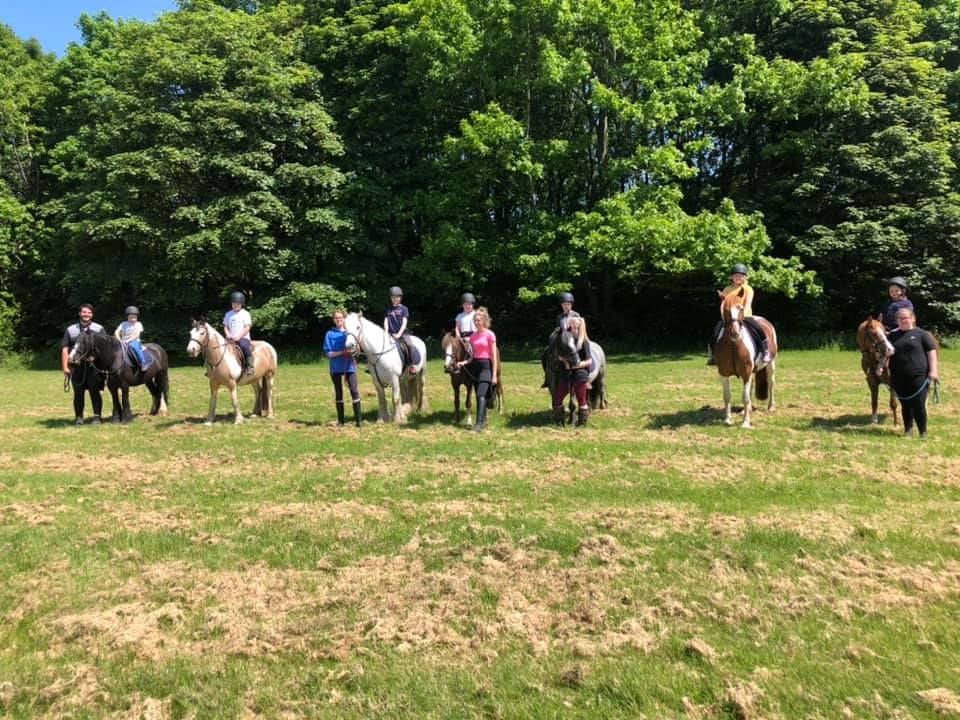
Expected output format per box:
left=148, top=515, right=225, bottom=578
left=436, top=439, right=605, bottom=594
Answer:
left=224, top=291, right=254, bottom=375
left=384, top=286, right=416, bottom=373
left=551, top=315, right=592, bottom=427
left=114, top=306, right=150, bottom=369
left=886, top=307, right=938, bottom=437
left=541, top=291, right=580, bottom=388
left=324, top=309, right=362, bottom=427
left=457, top=307, right=498, bottom=432
left=878, top=276, right=914, bottom=332
left=708, top=264, right=772, bottom=365
left=61, top=303, right=106, bottom=425
left=454, top=292, right=477, bottom=341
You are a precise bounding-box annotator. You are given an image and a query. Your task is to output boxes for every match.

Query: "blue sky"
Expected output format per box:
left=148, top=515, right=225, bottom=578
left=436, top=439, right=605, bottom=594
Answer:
left=1, top=0, right=177, bottom=55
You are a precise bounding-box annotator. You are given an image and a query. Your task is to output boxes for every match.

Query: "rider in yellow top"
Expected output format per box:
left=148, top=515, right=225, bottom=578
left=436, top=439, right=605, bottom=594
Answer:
left=708, top=264, right=772, bottom=364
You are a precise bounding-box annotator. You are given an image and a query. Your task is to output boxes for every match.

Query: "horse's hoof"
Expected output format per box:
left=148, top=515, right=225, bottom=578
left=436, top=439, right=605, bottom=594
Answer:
left=741, top=423, right=752, bottom=429
left=723, top=419, right=734, bottom=426
left=112, top=417, right=121, bottom=424
left=204, top=420, right=214, bottom=427
left=871, top=416, right=880, bottom=424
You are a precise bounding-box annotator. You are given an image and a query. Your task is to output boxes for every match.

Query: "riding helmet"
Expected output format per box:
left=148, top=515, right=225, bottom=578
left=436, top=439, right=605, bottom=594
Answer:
left=730, top=263, right=749, bottom=276
left=887, top=276, right=908, bottom=291
left=124, top=306, right=140, bottom=318
left=230, top=291, right=246, bottom=305
left=461, top=292, right=476, bottom=305
left=389, top=286, right=403, bottom=298
left=559, top=291, right=575, bottom=304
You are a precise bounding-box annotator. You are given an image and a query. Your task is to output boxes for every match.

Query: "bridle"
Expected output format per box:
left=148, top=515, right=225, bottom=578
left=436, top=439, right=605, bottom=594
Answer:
left=345, top=317, right=397, bottom=388
left=189, top=322, right=227, bottom=371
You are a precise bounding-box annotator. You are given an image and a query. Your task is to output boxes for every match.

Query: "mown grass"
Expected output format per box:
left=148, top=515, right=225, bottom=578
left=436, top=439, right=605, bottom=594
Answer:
left=1, top=348, right=959, bottom=718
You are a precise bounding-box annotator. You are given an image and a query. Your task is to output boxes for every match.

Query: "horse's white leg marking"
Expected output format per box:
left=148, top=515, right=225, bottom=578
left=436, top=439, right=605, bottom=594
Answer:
left=722, top=376, right=733, bottom=426
left=205, top=380, right=219, bottom=425
left=374, top=379, right=388, bottom=422
left=741, top=375, right=753, bottom=428
left=265, top=374, right=275, bottom=418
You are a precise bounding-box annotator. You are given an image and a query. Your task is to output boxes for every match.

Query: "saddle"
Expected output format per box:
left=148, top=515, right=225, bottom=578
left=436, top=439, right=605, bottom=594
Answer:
left=398, top=336, right=421, bottom=371
left=749, top=316, right=777, bottom=363
left=120, top=343, right=150, bottom=370
left=227, top=341, right=256, bottom=370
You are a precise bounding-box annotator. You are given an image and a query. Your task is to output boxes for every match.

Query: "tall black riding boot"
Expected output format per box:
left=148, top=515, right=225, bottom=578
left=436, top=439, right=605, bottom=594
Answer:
left=577, top=406, right=590, bottom=427
left=552, top=405, right=565, bottom=426
left=336, top=401, right=345, bottom=426
left=352, top=400, right=362, bottom=427
left=472, top=398, right=488, bottom=432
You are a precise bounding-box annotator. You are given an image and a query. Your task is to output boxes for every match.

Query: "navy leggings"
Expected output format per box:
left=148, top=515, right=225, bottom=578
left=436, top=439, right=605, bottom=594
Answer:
left=331, top=372, right=360, bottom=405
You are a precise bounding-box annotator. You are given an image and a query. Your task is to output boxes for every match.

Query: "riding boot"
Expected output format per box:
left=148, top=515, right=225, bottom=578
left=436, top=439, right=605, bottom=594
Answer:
left=336, top=402, right=346, bottom=426
left=352, top=400, right=362, bottom=427
left=552, top=405, right=565, bottom=427
left=706, top=343, right=716, bottom=366
left=472, top=398, right=488, bottom=432
left=577, top=407, right=590, bottom=427
left=244, top=354, right=255, bottom=375
left=760, top=339, right=772, bottom=364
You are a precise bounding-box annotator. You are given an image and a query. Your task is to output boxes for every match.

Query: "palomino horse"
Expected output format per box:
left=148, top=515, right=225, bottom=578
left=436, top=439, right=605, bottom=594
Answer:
left=344, top=312, right=427, bottom=423
left=716, top=289, right=777, bottom=428
left=856, top=316, right=897, bottom=425
left=186, top=320, right=277, bottom=424
left=68, top=330, right=170, bottom=423
left=440, top=332, right=503, bottom=425
left=545, top=329, right=608, bottom=423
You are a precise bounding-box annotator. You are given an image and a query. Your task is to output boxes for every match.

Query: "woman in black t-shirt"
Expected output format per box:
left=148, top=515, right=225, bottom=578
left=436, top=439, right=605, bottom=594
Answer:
left=886, top=307, right=939, bottom=437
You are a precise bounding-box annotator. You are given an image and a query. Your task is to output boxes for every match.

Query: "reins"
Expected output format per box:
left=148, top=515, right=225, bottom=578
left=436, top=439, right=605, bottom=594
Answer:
left=348, top=319, right=400, bottom=389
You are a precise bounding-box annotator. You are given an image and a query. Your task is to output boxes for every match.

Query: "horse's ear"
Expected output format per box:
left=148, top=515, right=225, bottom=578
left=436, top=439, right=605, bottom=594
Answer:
left=717, top=290, right=724, bottom=300
left=358, top=310, right=364, bottom=319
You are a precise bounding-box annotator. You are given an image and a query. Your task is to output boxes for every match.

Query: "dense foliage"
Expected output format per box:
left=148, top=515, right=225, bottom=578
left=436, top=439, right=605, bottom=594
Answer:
left=1, top=0, right=958, bottom=351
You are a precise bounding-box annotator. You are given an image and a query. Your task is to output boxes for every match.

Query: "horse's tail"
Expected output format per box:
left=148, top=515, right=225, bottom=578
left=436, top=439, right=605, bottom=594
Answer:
left=755, top=366, right=769, bottom=402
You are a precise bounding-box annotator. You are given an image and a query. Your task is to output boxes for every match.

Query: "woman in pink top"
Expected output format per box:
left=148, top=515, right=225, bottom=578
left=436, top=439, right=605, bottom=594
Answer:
left=457, top=307, right=498, bottom=432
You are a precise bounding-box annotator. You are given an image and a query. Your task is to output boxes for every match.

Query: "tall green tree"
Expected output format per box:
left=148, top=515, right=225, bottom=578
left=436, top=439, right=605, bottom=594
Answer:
left=29, top=1, right=349, bottom=346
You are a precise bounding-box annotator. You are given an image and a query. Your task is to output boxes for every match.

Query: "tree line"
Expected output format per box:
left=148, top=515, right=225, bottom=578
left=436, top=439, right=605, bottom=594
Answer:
left=1, top=0, right=958, bottom=355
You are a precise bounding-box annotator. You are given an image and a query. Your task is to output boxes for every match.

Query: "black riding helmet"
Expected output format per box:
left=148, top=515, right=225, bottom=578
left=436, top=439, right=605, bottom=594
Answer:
left=559, top=291, right=575, bottom=304
left=124, top=306, right=140, bottom=318
left=461, top=292, right=476, bottom=305
left=887, top=276, right=908, bottom=291
left=230, top=291, right=246, bottom=305
left=730, top=263, right=749, bottom=276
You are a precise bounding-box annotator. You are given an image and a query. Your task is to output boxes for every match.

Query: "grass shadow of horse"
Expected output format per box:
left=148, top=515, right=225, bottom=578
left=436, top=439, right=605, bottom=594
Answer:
left=646, top=405, right=727, bottom=429
left=503, top=410, right=556, bottom=428
left=809, top=414, right=893, bottom=434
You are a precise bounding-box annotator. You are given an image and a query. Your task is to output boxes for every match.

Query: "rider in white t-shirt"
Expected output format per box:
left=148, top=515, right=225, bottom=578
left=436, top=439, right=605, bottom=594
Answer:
left=224, top=291, right=254, bottom=375
left=455, top=292, right=477, bottom=340
left=114, top=305, right=150, bottom=369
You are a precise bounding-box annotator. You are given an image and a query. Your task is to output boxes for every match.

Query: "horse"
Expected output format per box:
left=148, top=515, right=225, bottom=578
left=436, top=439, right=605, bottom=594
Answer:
left=440, top=332, right=503, bottom=426
left=67, top=330, right=169, bottom=423
left=716, top=288, right=777, bottom=428
left=343, top=312, right=427, bottom=423
left=856, top=316, right=898, bottom=425
left=545, top=329, right=608, bottom=421
left=186, top=320, right=277, bottom=425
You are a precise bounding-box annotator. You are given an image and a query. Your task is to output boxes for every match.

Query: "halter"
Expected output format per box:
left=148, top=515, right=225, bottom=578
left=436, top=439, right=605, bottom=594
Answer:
left=189, top=323, right=228, bottom=372
left=346, top=318, right=398, bottom=389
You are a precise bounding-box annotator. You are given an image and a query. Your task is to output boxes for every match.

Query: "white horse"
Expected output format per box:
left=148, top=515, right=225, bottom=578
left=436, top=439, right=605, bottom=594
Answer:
left=186, top=320, right=278, bottom=425
left=343, top=312, right=427, bottom=423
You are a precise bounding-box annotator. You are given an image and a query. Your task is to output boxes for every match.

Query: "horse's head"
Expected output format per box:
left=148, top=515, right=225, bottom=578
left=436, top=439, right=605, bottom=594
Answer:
left=555, top=328, right=580, bottom=365
left=859, top=316, right=893, bottom=362
left=721, top=290, right=746, bottom=340
left=67, top=329, right=97, bottom=365
left=343, top=312, right=363, bottom=356
left=186, top=319, right=209, bottom=358
left=441, top=332, right=465, bottom=373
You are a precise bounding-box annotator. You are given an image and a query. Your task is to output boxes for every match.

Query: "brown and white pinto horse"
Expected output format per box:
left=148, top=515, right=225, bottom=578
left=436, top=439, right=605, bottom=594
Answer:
left=856, top=316, right=897, bottom=425
left=716, top=288, right=777, bottom=428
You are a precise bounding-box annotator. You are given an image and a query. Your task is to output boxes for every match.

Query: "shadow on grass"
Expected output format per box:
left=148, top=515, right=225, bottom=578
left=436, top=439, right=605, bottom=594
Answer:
left=809, top=414, right=893, bottom=434
left=606, top=351, right=697, bottom=364
left=504, top=410, right=555, bottom=428
left=646, top=405, right=728, bottom=428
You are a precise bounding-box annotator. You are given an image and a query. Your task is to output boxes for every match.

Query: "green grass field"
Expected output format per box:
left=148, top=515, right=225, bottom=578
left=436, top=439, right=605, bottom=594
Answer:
left=1, top=349, right=959, bottom=719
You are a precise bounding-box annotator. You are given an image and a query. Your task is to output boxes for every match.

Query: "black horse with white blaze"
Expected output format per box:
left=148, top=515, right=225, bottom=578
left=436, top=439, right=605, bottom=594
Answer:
left=68, top=330, right=170, bottom=423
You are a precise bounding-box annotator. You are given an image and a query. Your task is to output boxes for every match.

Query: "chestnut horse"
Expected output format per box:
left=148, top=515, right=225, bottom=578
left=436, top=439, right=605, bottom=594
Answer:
left=856, top=316, right=897, bottom=425
left=716, top=289, right=777, bottom=428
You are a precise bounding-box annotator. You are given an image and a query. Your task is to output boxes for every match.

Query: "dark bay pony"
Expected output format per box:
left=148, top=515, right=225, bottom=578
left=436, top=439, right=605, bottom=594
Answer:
left=545, top=328, right=608, bottom=420
left=441, top=332, right=503, bottom=425
left=857, top=316, right=898, bottom=425
left=68, top=330, right=170, bottom=423
left=716, top=289, right=777, bottom=428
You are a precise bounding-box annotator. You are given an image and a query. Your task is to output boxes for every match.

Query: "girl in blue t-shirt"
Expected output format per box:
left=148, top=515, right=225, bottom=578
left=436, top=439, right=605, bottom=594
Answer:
left=324, top=309, right=362, bottom=426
